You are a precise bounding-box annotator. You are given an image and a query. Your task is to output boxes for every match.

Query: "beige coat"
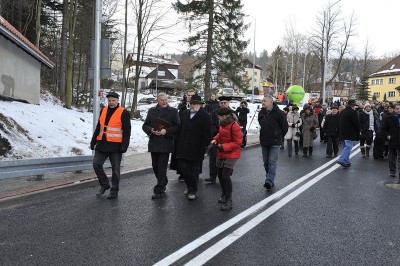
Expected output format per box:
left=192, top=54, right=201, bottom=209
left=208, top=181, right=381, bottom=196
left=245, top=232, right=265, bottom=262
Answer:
left=284, top=111, right=302, bottom=140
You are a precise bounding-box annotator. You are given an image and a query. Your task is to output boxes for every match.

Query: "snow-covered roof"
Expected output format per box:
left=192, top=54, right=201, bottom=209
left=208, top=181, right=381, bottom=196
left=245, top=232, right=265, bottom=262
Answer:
left=370, top=54, right=400, bottom=77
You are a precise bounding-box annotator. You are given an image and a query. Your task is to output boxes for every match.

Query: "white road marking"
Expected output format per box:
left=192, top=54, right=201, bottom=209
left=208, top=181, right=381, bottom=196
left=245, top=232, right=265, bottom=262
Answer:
left=154, top=144, right=360, bottom=266
left=185, top=148, right=360, bottom=265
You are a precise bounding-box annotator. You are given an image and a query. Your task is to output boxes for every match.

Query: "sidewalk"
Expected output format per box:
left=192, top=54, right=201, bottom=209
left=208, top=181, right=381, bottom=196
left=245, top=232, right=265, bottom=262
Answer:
left=0, top=135, right=260, bottom=202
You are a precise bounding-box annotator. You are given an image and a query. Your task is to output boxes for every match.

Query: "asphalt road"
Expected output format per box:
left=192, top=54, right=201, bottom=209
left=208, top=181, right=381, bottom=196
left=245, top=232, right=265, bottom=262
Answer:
left=1, top=141, right=400, bottom=266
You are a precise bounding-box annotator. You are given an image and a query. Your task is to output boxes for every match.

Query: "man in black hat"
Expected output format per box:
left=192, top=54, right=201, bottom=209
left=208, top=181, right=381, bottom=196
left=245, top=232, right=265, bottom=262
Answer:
left=176, top=95, right=212, bottom=200
left=336, top=99, right=360, bottom=167
left=90, top=91, right=131, bottom=199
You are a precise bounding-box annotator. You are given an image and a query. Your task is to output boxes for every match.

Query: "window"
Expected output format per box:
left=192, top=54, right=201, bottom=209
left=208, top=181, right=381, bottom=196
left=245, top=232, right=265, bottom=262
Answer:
left=389, top=77, right=396, bottom=84
left=388, top=91, right=395, bottom=98
left=373, top=92, right=380, bottom=98
left=371, top=80, right=376, bottom=85
left=378, top=79, right=383, bottom=85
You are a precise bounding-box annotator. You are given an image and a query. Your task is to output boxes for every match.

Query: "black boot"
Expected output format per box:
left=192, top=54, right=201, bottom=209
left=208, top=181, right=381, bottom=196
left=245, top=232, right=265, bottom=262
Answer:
left=309, top=147, right=313, bottom=156
left=360, top=146, right=366, bottom=158
left=303, top=147, right=308, bottom=157
left=366, top=146, right=370, bottom=158
left=221, top=196, right=232, bottom=211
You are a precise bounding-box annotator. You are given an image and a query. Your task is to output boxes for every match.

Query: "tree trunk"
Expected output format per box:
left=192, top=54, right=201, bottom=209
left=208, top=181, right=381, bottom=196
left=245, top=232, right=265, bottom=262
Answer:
left=35, top=0, right=42, bottom=48
left=204, top=0, right=214, bottom=101
left=65, top=0, right=78, bottom=109
left=59, top=0, right=69, bottom=99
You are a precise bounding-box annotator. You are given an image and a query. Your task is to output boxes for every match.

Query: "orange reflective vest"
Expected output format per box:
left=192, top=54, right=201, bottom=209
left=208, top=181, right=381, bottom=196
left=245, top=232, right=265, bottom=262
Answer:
left=96, top=106, right=124, bottom=143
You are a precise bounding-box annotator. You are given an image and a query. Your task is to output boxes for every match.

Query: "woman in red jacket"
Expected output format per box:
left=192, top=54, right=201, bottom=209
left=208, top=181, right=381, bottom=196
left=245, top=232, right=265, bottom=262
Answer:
left=211, top=107, right=242, bottom=211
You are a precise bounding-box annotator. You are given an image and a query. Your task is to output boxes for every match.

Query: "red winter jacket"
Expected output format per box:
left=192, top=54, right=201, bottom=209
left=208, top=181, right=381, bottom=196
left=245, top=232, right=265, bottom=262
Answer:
left=213, top=121, right=243, bottom=160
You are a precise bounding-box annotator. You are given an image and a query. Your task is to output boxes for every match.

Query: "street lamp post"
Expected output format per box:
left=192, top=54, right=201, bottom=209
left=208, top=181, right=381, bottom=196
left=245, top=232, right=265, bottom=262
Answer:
left=302, top=53, right=307, bottom=89
left=275, top=57, right=281, bottom=94
left=154, top=44, right=164, bottom=96
left=250, top=16, right=256, bottom=103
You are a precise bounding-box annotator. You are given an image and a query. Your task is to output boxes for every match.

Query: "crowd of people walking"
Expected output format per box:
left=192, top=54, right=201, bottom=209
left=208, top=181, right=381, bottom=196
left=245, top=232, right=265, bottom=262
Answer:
left=91, top=90, right=400, bottom=209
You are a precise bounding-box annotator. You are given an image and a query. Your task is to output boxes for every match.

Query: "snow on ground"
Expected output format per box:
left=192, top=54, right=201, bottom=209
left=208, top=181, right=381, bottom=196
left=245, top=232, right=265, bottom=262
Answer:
left=0, top=92, right=264, bottom=160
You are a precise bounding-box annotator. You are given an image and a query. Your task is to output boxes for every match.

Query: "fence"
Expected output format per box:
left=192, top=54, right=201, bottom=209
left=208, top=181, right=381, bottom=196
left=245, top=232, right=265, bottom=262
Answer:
left=0, top=155, right=110, bottom=180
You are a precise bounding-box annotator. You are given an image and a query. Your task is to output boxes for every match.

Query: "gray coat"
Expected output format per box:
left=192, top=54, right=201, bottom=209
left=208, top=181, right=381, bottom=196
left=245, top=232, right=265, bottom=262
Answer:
left=142, top=105, right=180, bottom=153
left=301, top=113, right=319, bottom=147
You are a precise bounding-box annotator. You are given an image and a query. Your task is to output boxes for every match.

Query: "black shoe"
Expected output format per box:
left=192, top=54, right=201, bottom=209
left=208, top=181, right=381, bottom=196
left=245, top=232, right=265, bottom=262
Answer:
left=151, top=193, right=162, bottom=199
left=205, top=178, right=216, bottom=183
left=178, top=176, right=185, bottom=182
left=218, top=194, right=226, bottom=204
left=96, top=186, right=110, bottom=196
left=326, top=154, right=332, bottom=158
left=336, top=161, right=350, bottom=168
left=221, top=200, right=232, bottom=211
left=107, top=192, right=118, bottom=199
left=263, top=180, right=274, bottom=190
left=390, top=173, right=396, bottom=177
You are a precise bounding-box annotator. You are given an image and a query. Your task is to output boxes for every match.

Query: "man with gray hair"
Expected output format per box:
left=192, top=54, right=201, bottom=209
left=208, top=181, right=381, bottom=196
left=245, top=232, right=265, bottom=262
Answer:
left=142, top=93, right=180, bottom=199
left=258, top=95, right=288, bottom=190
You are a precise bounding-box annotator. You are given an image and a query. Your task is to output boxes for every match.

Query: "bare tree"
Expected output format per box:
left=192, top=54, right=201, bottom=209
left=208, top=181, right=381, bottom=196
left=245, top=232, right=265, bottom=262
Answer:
left=309, top=0, right=355, bottom=99
left=128, top=0, right=178, bottom=118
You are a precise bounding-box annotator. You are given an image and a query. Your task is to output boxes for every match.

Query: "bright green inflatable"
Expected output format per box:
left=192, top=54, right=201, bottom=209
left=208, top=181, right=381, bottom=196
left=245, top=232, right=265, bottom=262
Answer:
left=286, top=85, right=305, bottom=106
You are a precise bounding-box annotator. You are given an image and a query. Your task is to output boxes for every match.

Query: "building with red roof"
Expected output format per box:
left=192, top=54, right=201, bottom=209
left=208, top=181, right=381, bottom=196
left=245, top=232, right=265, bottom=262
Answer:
left=0, top=15, right=54, bottom=104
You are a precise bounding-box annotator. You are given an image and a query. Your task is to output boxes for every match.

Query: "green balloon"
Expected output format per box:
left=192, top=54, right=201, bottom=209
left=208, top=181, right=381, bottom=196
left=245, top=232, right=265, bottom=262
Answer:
left=286, top=85, right=305, bottom=106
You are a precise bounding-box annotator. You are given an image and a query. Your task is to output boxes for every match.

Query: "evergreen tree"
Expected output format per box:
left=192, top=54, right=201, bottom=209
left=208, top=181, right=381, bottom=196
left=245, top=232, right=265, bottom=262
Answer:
left=356, top=76, right=370, bottom=101
left=174, top=0, right=248, bottom=100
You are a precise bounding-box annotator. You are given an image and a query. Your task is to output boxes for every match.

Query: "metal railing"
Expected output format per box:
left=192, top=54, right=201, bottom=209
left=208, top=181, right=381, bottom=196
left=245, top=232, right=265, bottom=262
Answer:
left=0, top=155, right=110, bottom=180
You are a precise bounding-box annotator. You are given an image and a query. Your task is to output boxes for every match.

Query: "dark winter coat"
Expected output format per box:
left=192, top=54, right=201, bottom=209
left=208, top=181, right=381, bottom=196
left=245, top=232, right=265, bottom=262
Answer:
left=339, top=106, right=361, bottom=141
left=142, top=105, right=180, bottom=153
left=204, top=100, right=220, bottom=136
left=323, top=113, right=340, bottom=137
left=359, top=110, right=377, bottom=139
left=213, top=115, right=242, bottom=160
left=381, top=113, right=400, bottom=149
left=235, top=107, right=250, bottom=127
left=91, top=104, right=131, bottom=153
left=176, top=107, right=212, bottom=161
left=258, top=103, right=288, bottom=146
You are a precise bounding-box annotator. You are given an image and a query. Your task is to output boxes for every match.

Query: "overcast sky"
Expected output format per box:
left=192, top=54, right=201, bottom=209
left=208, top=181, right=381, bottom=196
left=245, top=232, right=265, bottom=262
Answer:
left=128, top=0, right=399, bottom=59
left=240, top=0, right=400, bottom=57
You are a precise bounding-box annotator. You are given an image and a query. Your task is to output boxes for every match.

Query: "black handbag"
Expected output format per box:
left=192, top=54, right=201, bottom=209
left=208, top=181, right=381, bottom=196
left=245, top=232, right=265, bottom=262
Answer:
left=295, top=131, right=302, bottom=137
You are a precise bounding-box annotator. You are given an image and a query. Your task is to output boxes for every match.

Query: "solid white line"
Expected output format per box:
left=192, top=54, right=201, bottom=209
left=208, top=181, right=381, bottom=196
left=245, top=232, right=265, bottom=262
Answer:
left=153, top=144, right=360, bottom=266
left=185, top=149, right=360, bottom=265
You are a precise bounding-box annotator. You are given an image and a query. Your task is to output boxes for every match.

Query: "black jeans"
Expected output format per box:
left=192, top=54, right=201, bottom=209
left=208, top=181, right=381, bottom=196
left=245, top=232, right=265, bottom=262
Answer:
left=93, top=151, right=122, bottom=191
left=326, top=136, right=339, bottom=156
left=179, top=159, right=201, bottom=193
left=209, top=145, right=217, bottom=179
left=388, top=149, right=399, bottom=175
left=151, top=152, right=170, bottom=194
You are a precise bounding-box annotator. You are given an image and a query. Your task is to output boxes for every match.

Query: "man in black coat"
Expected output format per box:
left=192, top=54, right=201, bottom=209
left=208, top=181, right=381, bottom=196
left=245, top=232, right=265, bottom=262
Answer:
left=176, top=95, right=212, bottom=200
left=142, top=93, right=180, bottom=199
left=258, top=95, right=288, bottom=190
left=380, top=103, right=400, bottom=183
left=323, top=105, right=340, bottom=158
left=336, top=100, right=361, bottom=167
left=90, top=91, right=131, bottom=199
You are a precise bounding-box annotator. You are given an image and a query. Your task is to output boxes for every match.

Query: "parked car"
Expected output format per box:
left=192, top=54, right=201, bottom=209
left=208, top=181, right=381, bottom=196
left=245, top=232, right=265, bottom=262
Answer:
left=138, top=97, right=157, bottom=104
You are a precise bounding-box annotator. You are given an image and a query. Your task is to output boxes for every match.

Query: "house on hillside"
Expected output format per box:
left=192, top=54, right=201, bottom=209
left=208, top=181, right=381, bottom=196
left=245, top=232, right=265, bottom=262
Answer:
left=125, top=53, right=179, bottom=92
left=243, top=59, right=263, bottom=94
left=0, top=16, right=54, bottom=104
left=368, top=55, right=400, bottom=102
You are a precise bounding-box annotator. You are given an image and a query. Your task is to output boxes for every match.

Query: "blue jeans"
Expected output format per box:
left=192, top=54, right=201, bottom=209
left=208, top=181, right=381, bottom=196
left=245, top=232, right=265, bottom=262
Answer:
left=338, top=140, right=353, bottom=165
left=261, top=145, right=280, bottom=183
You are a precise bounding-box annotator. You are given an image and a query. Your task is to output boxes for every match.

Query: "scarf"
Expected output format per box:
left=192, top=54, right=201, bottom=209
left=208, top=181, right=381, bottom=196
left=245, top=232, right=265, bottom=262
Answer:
left=363, top=109, right=374, bottom=131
